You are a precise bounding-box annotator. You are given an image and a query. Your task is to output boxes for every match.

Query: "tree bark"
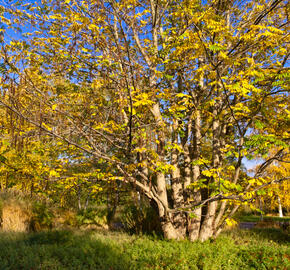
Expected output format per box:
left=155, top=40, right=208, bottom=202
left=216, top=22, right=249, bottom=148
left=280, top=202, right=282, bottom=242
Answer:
left=186, top=110, right=202, bottom=241
left=278, top=196, right=283, bottom=218
left=199, top=104, right=220, bottom=241
left=161, top=219, right=184, bottom=240
left=171, top=120, right=187, bottom=238
left=199, top=201, right=217, bottom=241
left=155, top=171, right=181, bottom=239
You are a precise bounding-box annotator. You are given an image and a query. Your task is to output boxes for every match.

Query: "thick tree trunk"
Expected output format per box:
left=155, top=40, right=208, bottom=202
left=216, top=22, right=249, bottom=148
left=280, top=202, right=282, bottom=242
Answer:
left=187, top=162, right=202, bottom=241
left=199, top=201, right=217, bottom=241
left=155, top=172, right=183, bottom=240
left=199, top=104, right=220, bottom=241
left=186, top=111, right=202, bottom=241
left=151, top=102, right=183, bottom=239
left=171, top=120, right=187, bottom=238
left=161, top=219, right=184, bottom=240
left=156, top=172, right=168, bottom=212
left=171, top=173, right=187, bottom=237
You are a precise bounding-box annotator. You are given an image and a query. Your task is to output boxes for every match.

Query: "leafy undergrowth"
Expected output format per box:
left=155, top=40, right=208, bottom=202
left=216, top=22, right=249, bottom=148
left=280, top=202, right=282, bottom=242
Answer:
left=0, top=228, right=289, bottom=270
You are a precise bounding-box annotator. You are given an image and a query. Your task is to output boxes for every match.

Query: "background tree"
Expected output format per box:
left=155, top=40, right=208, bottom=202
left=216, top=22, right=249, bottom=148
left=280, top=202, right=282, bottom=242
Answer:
left=258, top=149, right=290, bottom=217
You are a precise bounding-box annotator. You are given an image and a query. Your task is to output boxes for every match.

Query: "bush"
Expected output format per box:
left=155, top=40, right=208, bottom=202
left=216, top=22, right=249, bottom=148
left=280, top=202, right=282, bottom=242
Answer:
left=76, top=207, right=108, bottom=229
left=121, top=202, right=162, bottom=235
left=30, top=202, right=55, bottom=231
left=52, top=208, right=78, bottom=228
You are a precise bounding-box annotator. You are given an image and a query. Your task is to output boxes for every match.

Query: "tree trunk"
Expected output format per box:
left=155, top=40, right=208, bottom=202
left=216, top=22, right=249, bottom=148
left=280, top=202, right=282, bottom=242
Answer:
left=171, top=120, right=187, bottom=238
left=155, top=171, right=185, bottom=240
left=278, top=196, right=283, bottom=218
left=187, top=165, right=202, bottom=241
left=214, top=201, right=227, bottom=230
left=186, top=110, right=202, bottom=241
left=161, top=219, right=184, bottom=240
left=199, top=201, right=217, bottom=241
left=199, top=104, right=220, bottom=241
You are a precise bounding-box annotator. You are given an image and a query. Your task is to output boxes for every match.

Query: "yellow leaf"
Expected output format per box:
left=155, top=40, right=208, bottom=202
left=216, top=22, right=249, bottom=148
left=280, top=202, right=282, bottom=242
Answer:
left=225, top=218, right=237, bottom=227
left=202, top=170, right=213, bottom=177
left=42, top=122, right=52, bottom=131
left=49, top=170, right=59, bottom=177
left=88, top=24, right=99, bottom=31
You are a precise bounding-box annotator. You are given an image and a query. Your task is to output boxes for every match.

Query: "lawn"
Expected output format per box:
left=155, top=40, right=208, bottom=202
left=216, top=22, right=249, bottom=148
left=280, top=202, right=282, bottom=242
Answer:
left=0, top=228, right=289, bottom=270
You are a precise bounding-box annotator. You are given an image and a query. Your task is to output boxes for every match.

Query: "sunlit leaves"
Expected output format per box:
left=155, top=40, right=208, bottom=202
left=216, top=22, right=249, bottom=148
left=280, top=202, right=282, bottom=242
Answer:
left=0, top=0, right=288, bottom=239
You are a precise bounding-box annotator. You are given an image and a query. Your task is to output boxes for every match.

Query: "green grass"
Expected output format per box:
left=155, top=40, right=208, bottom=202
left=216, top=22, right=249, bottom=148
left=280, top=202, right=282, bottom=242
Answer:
left=0, top=228, right=289, bottom=270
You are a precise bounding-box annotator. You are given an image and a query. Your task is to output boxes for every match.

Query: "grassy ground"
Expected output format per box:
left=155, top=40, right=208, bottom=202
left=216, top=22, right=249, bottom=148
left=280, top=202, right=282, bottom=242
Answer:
left=0, top=228, right=289, bottom=270
left=238, top=215, right=290, bottom=223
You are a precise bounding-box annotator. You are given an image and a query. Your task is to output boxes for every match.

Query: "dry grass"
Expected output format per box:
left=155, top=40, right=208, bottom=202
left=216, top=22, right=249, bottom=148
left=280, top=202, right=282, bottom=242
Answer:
left=255, top=220, right=280, bottom=229
left=2, top=203, right=32, bottom=232
left=0, top=189, right=34, bottom=232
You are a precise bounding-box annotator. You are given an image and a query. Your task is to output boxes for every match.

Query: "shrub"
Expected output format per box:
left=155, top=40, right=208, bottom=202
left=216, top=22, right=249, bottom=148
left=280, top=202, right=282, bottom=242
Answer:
left=76, top=207, right=108, bottom=229
left=30, top=202, right=55, bottom=231
left=52, top=208, right=78, bottom=228
left=121, top=202, right=162, bottom=235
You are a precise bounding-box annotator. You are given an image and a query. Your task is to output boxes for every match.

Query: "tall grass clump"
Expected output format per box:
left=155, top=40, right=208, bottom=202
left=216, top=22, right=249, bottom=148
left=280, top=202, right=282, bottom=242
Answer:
left=0, top=189, right=54, bottom=232
left=0, top=189, right=33, bottom=232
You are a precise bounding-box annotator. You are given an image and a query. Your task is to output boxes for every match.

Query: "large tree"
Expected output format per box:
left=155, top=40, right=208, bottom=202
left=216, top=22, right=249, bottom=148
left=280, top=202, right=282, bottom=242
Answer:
left=0, top=0, right=289, bottom=241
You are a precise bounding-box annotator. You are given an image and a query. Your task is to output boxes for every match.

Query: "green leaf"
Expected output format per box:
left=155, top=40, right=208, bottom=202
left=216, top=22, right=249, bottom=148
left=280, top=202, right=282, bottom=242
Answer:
left=0, top=155, right=7, bottom=163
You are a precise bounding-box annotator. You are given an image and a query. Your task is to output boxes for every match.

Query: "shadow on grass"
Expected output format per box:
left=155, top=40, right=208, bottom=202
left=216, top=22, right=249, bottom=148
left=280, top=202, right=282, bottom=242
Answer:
left=0, top=230, right=130, bottom=270
left=239, top=215, right=290, bottom=223
left=251, top=228, right=290, bottom=244
left=227, top=227, right=290, bottom=245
